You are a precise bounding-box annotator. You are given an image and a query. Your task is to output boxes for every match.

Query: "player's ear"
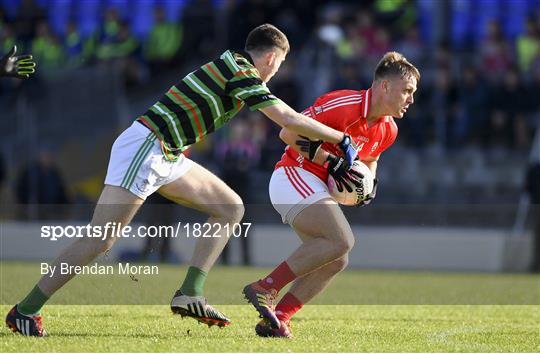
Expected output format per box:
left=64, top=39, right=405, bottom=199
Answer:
left=382, top=79, right=390, bottom=93
left=265, top=50, right=276, bottom=66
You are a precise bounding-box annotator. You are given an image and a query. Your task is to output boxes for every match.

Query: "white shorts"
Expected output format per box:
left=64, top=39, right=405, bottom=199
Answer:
left=104, top=121, right=193, bottom=200
left=269, top=166, right=332, bottom=224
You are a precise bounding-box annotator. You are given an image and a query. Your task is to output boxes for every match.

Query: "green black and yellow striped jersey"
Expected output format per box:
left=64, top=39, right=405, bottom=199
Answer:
left=137, top=50, right=279, bottom=160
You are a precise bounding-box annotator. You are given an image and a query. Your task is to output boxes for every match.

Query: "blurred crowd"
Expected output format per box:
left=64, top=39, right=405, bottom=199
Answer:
left=1, top=0, right=540, bottom=207
left=2, top=1, right=539, bottom=149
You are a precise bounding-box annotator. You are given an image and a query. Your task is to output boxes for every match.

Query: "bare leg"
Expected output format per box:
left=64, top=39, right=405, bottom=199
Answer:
left=37, top=185, right=144, bottom=297
left=158, top=161, right=244, bottom=272
left=287, top=228, right=349, bottom=304
left=160, top=161, right=244, bottom=326
left=284, top=198, right=354, bottom=277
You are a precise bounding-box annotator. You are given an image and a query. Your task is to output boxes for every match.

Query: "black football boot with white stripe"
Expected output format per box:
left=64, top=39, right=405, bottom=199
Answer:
left=170, top=290, right=231, bottom=327
left=5, top=305, right=45, bottom=337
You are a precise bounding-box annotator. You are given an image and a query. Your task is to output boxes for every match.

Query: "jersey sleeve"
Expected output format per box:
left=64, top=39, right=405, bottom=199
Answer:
left=227, top=68, right=279, bottom=111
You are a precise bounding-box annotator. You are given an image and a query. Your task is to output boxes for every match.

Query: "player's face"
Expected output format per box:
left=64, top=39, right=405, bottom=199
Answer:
left=261, top=49, right=286, bottom=83
left=387, top=76, right=417, bottom=118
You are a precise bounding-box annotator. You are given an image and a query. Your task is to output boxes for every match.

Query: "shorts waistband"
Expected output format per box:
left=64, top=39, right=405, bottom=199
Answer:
left=130, top=120, right=157, bottom=140
left=133, top=120, right=184, bottom=157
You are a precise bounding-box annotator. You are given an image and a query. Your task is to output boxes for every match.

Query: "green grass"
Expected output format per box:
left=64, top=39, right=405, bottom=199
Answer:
left=1, top=262, right=539, bottom=352
left=1, top=305, right=538, bottom=352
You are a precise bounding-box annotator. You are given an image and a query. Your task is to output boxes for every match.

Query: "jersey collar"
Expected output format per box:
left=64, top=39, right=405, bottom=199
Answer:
left=235, top=50, right=256, bottom=66
left=361, top=88, right=372, bottom=119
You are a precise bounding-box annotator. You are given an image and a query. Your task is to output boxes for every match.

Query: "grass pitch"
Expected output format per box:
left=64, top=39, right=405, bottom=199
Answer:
left=1, top=262, right=539, bottom=352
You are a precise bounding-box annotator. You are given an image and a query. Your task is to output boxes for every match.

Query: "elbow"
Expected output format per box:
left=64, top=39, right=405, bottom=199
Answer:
left=279, top=128, right=288, bottom=142
left=280, top=114, right=298, bottom=130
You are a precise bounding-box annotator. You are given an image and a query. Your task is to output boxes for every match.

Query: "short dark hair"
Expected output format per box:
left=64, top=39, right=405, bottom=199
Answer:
left=374, top=51, right=420, bottom=82
left=245, top=24, right=290, bottom=54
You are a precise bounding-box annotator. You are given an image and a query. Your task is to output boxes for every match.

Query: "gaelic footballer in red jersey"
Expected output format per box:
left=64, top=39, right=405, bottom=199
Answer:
left=243, top=52, right=420, bottom=337
left=275, top=88, right=398, bottom=184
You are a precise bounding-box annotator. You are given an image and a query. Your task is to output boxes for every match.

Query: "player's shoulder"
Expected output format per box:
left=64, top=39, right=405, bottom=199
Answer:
left=315, top=89, right=363, bottom=105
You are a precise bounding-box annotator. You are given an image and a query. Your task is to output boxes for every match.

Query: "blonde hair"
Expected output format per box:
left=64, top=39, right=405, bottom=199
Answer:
left=374, top=51, right=420, bottom=82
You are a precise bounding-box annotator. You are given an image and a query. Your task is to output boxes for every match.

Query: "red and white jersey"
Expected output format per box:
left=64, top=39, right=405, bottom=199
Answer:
left=275, top=89, right=398, bottom=182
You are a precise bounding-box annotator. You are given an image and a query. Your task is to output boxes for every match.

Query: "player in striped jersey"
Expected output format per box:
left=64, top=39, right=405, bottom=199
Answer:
left=6, top=24, right=359, bottom=336
left=244, top=52, right=420, bottom=338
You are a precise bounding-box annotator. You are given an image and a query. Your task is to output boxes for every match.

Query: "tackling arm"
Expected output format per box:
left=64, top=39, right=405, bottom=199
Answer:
left=279, top=128, right=330, bottom=165
left=260, top=101, right=344, bottom=143
left=279, top=127, right=365, bottom=193
left=280, top=127, right=378, bottom=170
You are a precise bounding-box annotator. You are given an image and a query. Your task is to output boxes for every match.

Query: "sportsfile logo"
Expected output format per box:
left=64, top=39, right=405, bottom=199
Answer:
left=40, top=222, right=252, bottom=241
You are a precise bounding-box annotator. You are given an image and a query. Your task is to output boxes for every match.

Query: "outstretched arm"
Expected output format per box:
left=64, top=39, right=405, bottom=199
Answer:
left=0, top=46, right=36, bottom=79
left=279, top=127, right=330, bottom=165
left=260, top=101, right=344, bottom=143
left=260, top=101, right=358, bottom=165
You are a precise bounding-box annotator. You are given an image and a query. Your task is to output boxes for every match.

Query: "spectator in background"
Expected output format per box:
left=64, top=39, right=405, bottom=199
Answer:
left=516, top=18, right=540, bottom=74
left=15, top=147, right=69, bottom=219
left=0, top=153, right=5, bottom=192
left=367, top=26, right=391, bottom=60
left=331, top=60, right=363, bottom=91
left=31, top=20, right=64, bottom=74
left=96, top=21, right=138, bottom=61
left=335, top=20, right=360, bottom=61
left=64, top=20, right=93, bottom=68
left=355, top=10, right=377, bottom=55
left=526, top=65, right=540, bottom=117
left=373, top=0, right=416, bottom=37
left=489, top=68, right=528, bottom=149
left=269, top=61, right=301, bottom=109
left=215, top=119, right=260, bottom=265
left=97, top=21, right=144, bottom=86
left=99, top=7, right=121, bottom=45
left=526, top=160, right=540, bottom=273
left=14, top=0, right=46, bottom=43
left=296, top=5, right=344, bottom=105
left=182, top=0, right=216, bottom=60
left=459, top=66, right=488, bottom=146
left=395, top=24, right=424, bottom=68
left=143, top=6, right=182, bottom=73
left=428, top=67, right=459, bottom=149
left=226, top=0, right=273, bottom=50
left=1, top=24, right=18, bottom=56
left=479, top=20, right=513, bottom=83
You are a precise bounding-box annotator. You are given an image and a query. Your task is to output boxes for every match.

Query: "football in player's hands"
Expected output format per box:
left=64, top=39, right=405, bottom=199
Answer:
left=327, top=160, right=374, bottom=206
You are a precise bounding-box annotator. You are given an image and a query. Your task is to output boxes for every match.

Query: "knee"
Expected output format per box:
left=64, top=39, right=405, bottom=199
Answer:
left=327, top=255, right=349, bottom=274
left=216, top=194, right=245, bottom=223
left=335, top=254, right=349, bottom=272
left=82, top=232, right=117, bottom=255
left=229, top=202, right=245, bottom=223
left=333, top=234, right=354, bottom=257
left=95, top=237, right=117, bottom=255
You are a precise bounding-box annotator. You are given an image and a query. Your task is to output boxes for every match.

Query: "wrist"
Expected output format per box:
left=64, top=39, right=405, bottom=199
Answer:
left=325, top=154, right=338, bottom=170
left=339, top=134, right=351, bottom=147
left=313, top=150, right=330, bottom=166
left=326, top=153, right=337, bottom=163
left=331, top=132, right=345, bottom=145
